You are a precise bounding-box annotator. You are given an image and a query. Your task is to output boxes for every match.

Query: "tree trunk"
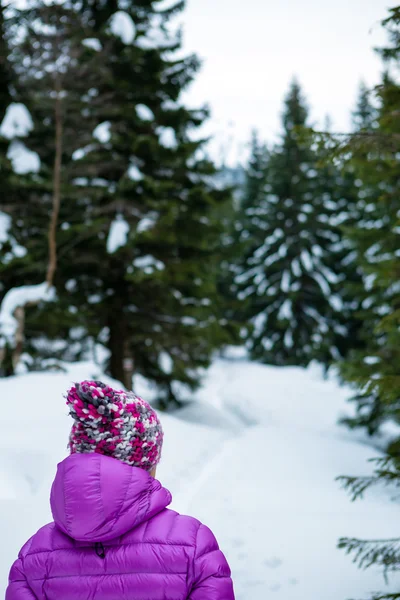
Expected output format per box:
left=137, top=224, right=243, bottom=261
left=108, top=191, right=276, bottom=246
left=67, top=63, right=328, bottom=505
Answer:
left=47, top=74, right=62, bottom=288
left=108, top=311, right=134, bottom=389
left=12, top=305, right=25, bottom=371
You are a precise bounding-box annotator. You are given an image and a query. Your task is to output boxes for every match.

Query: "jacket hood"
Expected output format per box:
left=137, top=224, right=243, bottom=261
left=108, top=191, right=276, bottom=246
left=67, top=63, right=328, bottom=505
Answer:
left=50, top=453, right=172, bottom=543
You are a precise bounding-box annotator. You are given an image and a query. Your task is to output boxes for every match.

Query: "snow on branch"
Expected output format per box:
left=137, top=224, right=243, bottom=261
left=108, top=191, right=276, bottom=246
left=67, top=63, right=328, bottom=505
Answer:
left=107, top=215, right=130, bottom=253
left=0, top=103, right=34, bottom=139
left=108, top=11, right=136, bottom=44
left=0, top=283, right=55, bottom=346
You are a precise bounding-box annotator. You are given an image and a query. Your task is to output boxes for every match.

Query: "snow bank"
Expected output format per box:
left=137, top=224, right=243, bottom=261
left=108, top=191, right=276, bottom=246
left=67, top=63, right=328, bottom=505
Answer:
left=107, top=215, right=130, bottom=253
left=1, top=358, right=399, bottom=599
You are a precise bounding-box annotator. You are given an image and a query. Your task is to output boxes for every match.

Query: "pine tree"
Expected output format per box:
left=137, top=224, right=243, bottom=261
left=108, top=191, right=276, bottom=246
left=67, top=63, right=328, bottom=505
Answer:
left=241, top=131, right=269, bottom=217
left=336, top=7, right=400, bottom=598
left=352, top=81, right=378, bottom=132
left=227, top=131, right=269, bottom=331
left=339, top=73, right=400, bottom=436
left=234, top=81, right=359, bottom=366
left=2, top=0, right=235, bottom=405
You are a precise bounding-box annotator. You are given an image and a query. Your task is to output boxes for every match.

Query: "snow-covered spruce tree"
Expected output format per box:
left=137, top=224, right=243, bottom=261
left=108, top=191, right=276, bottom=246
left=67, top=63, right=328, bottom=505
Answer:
left=226, top=130, right=269, bottom=339
left=352, top=81, right=379, bottom=132
left=4, top=0, right=235, bottom=405
left=337, top=8, right=400, bottom=599
left=235, top=80, right=360, bottom=366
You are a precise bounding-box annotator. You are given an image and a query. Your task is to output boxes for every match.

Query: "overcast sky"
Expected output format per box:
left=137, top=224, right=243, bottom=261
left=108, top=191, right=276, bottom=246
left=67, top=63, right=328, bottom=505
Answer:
left=179, top=0, right=392, bottom=165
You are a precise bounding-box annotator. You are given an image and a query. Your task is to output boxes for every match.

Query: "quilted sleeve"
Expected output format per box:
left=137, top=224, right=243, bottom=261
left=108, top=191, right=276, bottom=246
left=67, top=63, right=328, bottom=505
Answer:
left=5, top=558, right=37, bottom=600
left=188, top=524, right=235, bottom=599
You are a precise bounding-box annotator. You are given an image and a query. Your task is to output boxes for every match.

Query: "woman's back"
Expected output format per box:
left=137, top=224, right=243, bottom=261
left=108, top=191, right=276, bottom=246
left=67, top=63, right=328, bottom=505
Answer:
left=7, top=438, right=234, bottom=599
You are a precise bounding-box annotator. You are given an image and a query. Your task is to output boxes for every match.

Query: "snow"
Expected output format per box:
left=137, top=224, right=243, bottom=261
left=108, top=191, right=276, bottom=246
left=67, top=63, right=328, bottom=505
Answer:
left=161, top=99, right=178, bottom=111
left=0, top=212, right=11, bottom=244
left=0, top=212, right=27, bottom=263
left=0, top=103, right=33, bottom=139
left=108, top=11, right=136, bottom=44
left=107, top=215, right=130, bottom=253
left=93, top=121, right=111, bottom=143
left=0, top=283, right=55, bottom=345
left=133, top=254, right=165, bottom=273
left=135, top=14, right=172, bottom=50
left=82, top=38, right=102, bottom=52
left=254, top=313, right=268, bottom=338
left=1, top=359, right=400, bottom=599
left=72, top=145, right=93, bottom=161
left=128, top=164, right=143, bottom=181
left=300, top=249, right=313, bottom=271
left=364, top=356, right=381, bottom=365
left=137, top=214, right=157, bottom=233
left=157, top=126, right=177, bottom=149
left=7, top=141, right=40, bottom=174
left=314, top=272, right=331, bottom=296
left=159, top=352, right=173, bottom=374
left=284, top=328, right=294, bottom=348
left=136, top=104, right=154, bottom=121
left=154, top=0, right=181, bottom=9
left=278, top=298, right=292, bottom=320
left=291, top=258, right=302, bottom=277
left=65, top=279, right=77, bottom=292
left=281, top=270, right=290, bottom=293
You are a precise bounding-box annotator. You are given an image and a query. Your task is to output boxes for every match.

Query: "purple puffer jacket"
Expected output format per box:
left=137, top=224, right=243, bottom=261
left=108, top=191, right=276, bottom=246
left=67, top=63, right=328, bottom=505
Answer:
left=6, top=453, right=234, bottom=600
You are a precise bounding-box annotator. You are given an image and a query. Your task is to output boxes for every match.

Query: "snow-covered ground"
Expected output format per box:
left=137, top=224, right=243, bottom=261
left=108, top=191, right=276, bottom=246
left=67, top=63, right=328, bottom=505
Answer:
left=1, top=357, right=399, bottom=599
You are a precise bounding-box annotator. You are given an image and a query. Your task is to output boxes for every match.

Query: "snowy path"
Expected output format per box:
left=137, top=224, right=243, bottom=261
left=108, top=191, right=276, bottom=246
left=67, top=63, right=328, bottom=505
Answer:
left=1, top=358, right=400, bottom=599
left=164, top=360, right=400, bottom=600
left=172, top=424, right=400, bottom=600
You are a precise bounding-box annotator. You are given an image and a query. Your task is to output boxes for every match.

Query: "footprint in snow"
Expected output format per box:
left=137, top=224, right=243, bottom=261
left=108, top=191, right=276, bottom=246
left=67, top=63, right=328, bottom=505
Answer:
left=247, top=579, right=264, bottom=587
left=269, top=583, right=281, bottom=592
left=264, top=557, right=283, bottom=569
left=289, top=578, right=299, bottom=585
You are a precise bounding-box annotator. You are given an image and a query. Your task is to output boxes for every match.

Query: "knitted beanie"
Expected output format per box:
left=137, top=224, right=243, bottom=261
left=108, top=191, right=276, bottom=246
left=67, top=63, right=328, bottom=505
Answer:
left=66, top=380, right=163, bottom=472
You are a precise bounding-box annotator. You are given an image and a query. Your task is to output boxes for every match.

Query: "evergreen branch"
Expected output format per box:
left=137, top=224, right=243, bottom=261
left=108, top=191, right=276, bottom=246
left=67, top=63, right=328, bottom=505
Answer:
left=337, top=457, right=400, bottom=500
left=345, top=594, right=400, bottom=600
left=312, top=130, right=400, bottom=140
left=369, top=594, right=400, bottom=600
left=337, top=475, right=379, bottom=500
left=339, top=537, right=400, bottom=580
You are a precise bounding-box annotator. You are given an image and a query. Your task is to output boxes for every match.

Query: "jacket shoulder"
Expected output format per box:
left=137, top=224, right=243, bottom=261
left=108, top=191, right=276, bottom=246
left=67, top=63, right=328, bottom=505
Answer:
left=22, top=522, right=73, bottom=557
left=124, top=508, right=202, bottom=548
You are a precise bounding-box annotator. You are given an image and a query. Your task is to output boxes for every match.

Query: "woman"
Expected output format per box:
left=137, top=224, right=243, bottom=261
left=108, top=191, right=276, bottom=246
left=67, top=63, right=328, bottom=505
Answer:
left=6, top=380, right=235, bottom=599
